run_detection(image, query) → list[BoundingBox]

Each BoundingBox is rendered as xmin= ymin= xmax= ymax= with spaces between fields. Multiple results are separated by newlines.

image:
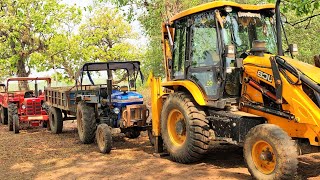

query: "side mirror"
xmin=225 ymin=45 xmax=235 ymax=59
xmin=289 ymin=44 xmax=298 ymax=56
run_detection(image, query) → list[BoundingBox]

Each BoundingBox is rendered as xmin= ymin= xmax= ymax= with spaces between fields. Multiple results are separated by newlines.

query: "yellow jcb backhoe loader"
xmin=150 ymin=0 xmax=320 ymax=179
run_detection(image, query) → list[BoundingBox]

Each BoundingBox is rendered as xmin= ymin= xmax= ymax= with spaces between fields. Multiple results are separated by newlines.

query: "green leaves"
xmin=1 ymin=0 xmax=318 ymax=83
xmin=0 ymin=0 xmax=82 ymax=82
xmin=42 ymin=5 xmax=142 ymax=83
xmin=105 ymin=0 xmax=320 ymax=78
xmin=78 ymin=6 xmax=140 ymax=62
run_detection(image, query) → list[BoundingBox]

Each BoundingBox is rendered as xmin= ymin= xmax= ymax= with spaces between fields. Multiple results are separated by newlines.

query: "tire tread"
xmin=161 ymin=92 xmax=210 ymax=163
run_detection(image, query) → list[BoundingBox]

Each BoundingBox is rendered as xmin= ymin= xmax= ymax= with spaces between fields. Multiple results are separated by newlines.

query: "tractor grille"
xmin=26 ymin=100 xmax=42 ymax=115
xmin=122 ymin=104 xmax=147 ymax=128
xmin=130 ymin=108 xmax=143 ymax=121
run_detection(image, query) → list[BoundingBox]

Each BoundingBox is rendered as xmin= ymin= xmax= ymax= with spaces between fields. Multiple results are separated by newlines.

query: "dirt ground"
xmin=0 ymin=122 xmax=320 ymax=180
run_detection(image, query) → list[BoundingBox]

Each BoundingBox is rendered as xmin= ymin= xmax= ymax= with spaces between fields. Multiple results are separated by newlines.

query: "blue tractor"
xmin=45 ymin=61 xmax=149 ymax=153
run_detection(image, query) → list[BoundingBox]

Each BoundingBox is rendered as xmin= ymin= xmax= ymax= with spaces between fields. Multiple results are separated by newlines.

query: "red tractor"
xmin=0 ymin=77 xmax=51 ymax=133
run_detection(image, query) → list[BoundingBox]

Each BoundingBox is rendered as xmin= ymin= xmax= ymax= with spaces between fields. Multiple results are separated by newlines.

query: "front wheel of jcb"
xmin=161 ymin=92 xmax=210 ymax=163
xmin=244 ymin=124 xmax=299 ymax=179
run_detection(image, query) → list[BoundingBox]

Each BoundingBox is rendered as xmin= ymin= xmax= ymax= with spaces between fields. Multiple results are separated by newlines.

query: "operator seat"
xmin=203 ymin=50 xmax=220 ymax=66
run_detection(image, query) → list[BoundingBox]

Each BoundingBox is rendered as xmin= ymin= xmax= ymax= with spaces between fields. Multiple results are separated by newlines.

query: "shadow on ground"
xmin=0 ymin=122 xmax=319 ymax=179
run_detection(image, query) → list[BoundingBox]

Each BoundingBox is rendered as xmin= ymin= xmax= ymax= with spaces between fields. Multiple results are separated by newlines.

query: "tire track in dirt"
xmin=0 ymin=121 xmax=319 ymax=179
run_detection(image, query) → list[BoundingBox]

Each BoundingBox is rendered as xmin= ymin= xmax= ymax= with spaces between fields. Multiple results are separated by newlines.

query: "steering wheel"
xmin=24 ymin=91 xmax=33 ymax=98
xmin=112 ymin=85 xmax=120 ymax=90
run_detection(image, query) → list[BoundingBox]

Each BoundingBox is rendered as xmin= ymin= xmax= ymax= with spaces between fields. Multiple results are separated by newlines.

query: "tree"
xmin=32 ymin=33 xmax=83 ymax=84
xmin=37 ymin=6 xmax=143 ymax=83
xmin=107 ymin=0 xmax=320 ymax=77
xmin=79 ymin=7 xmax=140 ymax=62
xmin=0 ymin=0 xmax=81 ymax=89
xmin=106 ymin=0 xmax=214 ymax=77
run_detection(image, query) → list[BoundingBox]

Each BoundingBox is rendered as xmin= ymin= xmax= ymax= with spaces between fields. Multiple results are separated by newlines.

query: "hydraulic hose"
xmin=276 ymin=56 xmax=320 ymax=94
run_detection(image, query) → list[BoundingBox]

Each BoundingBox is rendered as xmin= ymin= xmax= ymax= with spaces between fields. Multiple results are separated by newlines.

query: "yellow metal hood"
xmin=281 ymin=57 xmax=320 ymax=84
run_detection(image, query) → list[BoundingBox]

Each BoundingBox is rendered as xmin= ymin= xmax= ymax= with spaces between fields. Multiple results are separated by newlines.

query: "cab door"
xmin=186 ymin=11 xmax=222 ymax=100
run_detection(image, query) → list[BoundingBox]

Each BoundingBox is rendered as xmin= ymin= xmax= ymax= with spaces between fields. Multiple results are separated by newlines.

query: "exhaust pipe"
xmin=275 ymin=0 xmax=283 ymax=56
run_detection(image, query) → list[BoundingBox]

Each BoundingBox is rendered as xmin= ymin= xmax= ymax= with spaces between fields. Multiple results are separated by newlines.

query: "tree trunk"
xmin=62 ymin=59 xmax=75 ymax=78
xmin=17 ymin=58 xmax=30 ymax=90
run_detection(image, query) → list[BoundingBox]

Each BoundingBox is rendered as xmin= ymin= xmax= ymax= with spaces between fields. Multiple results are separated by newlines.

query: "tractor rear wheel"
xmin=8 ymin=103 xmax=17 ymax=131
xmin=244 ymin=124 xmax=298 ymax=179
xmin=0 ymin=106 xmax=8 ymax=125
xmin=96 ymin=124 xmax=112 ymax=154
xmin=49 ymin=107 xmax=63 ymax=134
xmin=161 ymin=92 xmax=210 ymax=163
xmin=13 ymin=114 xmax=19 ymax=134
xmin=77 ymin=101 xmax=96 ymax=144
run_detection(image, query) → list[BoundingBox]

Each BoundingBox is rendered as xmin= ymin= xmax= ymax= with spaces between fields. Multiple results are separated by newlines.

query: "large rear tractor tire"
xmin=77 ymin=101 xmax=96 ymax=144
xmin=13 ymin=114 xmax=19 ymax=134
xmin=8 ymin=103 xmax=18 ymax=131
xmin=0 ymin=106 xmax=8 ymax=125
xmin=244 ymin=124 xmax=299 ymax=179
xmin=96 ymin=124 xmax=112 ymax=154
xmin=49 ymin=107 xmax=63 ymax=134
xmin=161 ymin=92 xmax=210 ymax=163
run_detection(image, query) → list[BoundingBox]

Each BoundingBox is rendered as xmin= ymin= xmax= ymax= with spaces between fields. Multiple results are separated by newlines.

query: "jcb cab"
xmin=151 ymin=1 xmax=320 ymax=179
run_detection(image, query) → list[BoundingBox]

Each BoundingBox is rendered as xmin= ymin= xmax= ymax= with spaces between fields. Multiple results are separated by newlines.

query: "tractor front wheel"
xmin=244 ymin=124 xmax=298 ymax=179
xmin=49 ymin=107 xmax=63 ymax=134
xmin=77 ymin=101 xmax=96 ymax=144
xmin=8 ymin=103 xmax=17 ymax=131
xmin=96 ymin=124 xmax=112 ymax=154
xmin=13 ymin=114 xmax=19 ymax=134
xmin=161 ymin=92 xmax=210 ymax=163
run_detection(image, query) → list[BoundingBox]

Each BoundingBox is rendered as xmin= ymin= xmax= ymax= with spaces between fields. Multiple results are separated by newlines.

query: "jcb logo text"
xmin=257 ymin=70 xmax=273 ymax=83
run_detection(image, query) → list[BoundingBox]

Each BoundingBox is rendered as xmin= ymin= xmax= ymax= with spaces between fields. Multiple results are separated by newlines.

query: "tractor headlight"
xmin=113 ymin=107 xmax=120 ymax=114
xmin=21 ymin=104 xmax=26 ymax=109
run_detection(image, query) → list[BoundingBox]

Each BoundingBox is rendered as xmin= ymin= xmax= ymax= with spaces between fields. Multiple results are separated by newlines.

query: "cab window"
xmin=172 ymin=20 xmax=187 ymax=79
xmin=189 ymin=11 xmax=220 ymax=97
xmin=190 ymin=12 xmax=219 ymax=67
